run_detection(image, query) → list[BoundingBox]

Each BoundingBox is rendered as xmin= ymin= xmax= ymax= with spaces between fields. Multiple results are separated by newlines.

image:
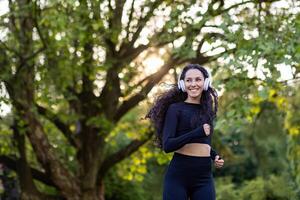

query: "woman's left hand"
xmin=214 ymin=155 xmax=224 ymax=168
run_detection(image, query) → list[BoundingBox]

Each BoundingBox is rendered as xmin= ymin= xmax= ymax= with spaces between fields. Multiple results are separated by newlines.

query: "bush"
xmin=216 ymin=174 xmax=297 ymax=200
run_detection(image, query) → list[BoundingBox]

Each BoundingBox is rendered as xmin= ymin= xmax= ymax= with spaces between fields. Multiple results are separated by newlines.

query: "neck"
xmin=185 ymin=96 xmax=201 ymax=104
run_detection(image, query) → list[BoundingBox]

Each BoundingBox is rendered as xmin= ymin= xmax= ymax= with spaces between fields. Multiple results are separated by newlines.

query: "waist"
xmin=169 ymin=152 xmax=212 ymax=173
xmin=175 ymin=143 xmax=211 ymax=157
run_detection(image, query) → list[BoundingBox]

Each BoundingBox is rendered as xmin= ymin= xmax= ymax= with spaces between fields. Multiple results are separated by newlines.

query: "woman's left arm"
xmin=210 ymin=148 xmax=224 ymax=168
xmin=210 ymin=148 xmax=218 ymax=160
xmin=204 ymin=117 xmax=224 ymax=168
xmin=214 ymin=155 xmax=224 ymax=168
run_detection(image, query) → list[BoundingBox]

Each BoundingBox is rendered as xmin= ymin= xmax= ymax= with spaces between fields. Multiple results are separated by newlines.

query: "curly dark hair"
xmin=145 ymin=64 xmax=218 ymax=149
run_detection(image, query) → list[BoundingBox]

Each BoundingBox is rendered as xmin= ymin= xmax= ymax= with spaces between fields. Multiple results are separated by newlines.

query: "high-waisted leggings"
xmin=163 ymin=152 xmax=215 ymax=200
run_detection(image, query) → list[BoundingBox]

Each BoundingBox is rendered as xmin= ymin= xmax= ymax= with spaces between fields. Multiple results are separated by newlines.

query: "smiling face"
xmin=184 ymin=69 xmax=205 ymax=101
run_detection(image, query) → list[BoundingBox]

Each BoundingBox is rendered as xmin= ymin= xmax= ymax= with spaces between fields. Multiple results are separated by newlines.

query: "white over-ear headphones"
xmin=177 ymin=67 xmax=211 ymax=92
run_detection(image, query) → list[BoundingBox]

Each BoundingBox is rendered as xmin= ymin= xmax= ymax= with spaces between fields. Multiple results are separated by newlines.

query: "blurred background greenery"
xmin=0 ymin=0 xmax=299 ymax=199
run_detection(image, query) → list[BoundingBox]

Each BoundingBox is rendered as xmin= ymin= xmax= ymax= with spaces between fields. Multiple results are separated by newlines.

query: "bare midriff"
xmin=175 ymin=143 xmax=211 ymax=157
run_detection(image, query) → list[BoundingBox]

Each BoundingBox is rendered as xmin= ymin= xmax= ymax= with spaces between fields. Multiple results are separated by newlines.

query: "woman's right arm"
xmin=162 ymin=105 xmax=208 ymax=153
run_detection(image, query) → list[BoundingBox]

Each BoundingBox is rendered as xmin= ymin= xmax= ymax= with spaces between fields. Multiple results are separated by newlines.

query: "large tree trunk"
xmin=13 ymin=121 xmax=41 ymax=200
xmin=80 ymin=179 xmax=105 ymax=200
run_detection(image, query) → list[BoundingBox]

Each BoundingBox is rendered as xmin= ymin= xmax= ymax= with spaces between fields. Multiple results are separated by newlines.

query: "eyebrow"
xmin=185 ymin=76 xmax=203 ymax=79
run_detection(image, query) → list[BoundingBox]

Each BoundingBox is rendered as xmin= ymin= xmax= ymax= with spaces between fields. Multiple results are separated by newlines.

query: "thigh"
xmin=163 ymin=165 xmax=188 ymax=200
xmin=163 ymin=177 xmax=188 ymax=200
xmin=190 ymin=178 xmax=215 ymax=200
xmin=163 ymin=155 xmax=191 ymax=200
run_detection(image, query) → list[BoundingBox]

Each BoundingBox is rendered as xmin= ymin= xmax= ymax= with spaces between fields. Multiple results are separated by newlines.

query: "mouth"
xmin=189 ymin=88 xmax=200 ymax=91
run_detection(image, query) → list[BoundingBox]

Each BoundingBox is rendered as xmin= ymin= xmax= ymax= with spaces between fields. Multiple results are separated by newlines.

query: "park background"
xmin=0 ymin=0 xmax=299 ymax=199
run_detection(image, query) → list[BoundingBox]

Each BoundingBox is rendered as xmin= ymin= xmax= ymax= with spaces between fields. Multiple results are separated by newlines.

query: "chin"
xmin=188 ymin=93 xmax=201 ymax=98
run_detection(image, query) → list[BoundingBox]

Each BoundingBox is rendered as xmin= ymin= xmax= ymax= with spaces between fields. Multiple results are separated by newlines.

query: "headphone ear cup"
xmin=179 ymin=80 xmax=186 ymax=92
xmin=177 ymin=72 xmax=183 ymax=91
xmin=177 ymin=81 xmax=181 ymax=90
xmin=204 ymin=78 xmax=211 ymax=91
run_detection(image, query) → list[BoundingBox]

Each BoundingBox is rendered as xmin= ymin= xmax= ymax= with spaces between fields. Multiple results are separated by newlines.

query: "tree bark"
xmin=12 ymin=121 xmax=42 ymax=199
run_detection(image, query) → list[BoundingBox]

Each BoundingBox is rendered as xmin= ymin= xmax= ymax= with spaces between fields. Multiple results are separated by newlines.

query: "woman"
xmin=146 ymin=64 xmax=224 ymax=200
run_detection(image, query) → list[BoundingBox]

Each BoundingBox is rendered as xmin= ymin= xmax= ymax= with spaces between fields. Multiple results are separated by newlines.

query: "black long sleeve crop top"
xmin=162 ymin=101 xmax=218 ymax=159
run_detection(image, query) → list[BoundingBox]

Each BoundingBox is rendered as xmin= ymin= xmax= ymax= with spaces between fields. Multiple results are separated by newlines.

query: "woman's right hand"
xmin=203 ymin=123 xmax=211 ymax=136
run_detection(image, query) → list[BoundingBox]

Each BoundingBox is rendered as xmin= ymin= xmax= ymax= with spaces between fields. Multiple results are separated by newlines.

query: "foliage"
xmin=0 ymin=0 xmax=299 ymax=199
xmin=105 ymin=158 xmax=165 ymax=200
xmin=216 ymin=174 xmax=297 ymax=200
xmin=104 ymin=169 xmax=146 ymax=200
xmin=0 ymin=165 xmax=20 ymax=199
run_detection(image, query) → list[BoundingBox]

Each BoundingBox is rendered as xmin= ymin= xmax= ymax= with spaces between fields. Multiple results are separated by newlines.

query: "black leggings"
xmin=163 ymin=152 xmax=215 ymax=200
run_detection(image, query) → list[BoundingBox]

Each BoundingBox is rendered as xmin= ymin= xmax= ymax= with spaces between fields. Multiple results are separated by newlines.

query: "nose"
xmin=191 ymin=80 xmax=197 ymax=86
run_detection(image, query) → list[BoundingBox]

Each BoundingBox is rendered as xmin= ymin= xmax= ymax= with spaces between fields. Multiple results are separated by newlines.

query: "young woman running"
xmin=146 ymin=64 xmax=224 ymax=200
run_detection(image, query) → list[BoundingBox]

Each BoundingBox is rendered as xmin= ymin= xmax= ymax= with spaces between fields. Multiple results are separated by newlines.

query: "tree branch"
xmin=124 ymin=0 xmax=136 ymax=41
xmin=0 ymin=47 xmax=12 ymax=78
xmin=0 ymin=155 xmax=55 ymax=187
xmin=0 ymin=40 xmax=21 ymax=57
xmin=115 ymin=0 xmax=126 ymax=25
xmin=121 ymin=44 xmax=149 ymax=63
xmin=8 ymin=0 xmax=19 ymax=37
xmin=196 ymin=32 xmax=226 ymax=57
xmin=97 ymin=128 xmax=154 ymax=179
xmin=98 ymin=66 xmax=122 ymax=119
xmin=36 ymin=104 xmax=79 ymax=148
xmin=12 ymin=120 xmax=41 ymax=196
xmin=129 ymin=0 xmax=164 ymax=47
xmin=187 ymin=47 xmax=236 ymax=64
xmin=106 ymin=0 xmax=126 ymax=48
xmin=23 ymin=47 xmax=46 ymax=62
xmin=33 ymin=1 xmax=48 ymax=50
xmin=119 ymin=0 xmax=164 ymax=56
xmin=113 ymin=58 xmax=179 ymax=122
xmin=212 ymin=0 xmax=255 ymax=16
xmin=210 ymin=0 xmax=280 ymax=17
xmin=23 ymin=110 xmax=81 ymax=198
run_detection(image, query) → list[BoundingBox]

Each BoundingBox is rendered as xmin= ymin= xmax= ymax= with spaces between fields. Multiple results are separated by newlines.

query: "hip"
xmin=165 ymin=152 xmax=212 ymax=181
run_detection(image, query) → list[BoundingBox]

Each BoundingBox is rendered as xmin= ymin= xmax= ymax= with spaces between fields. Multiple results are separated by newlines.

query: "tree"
xmin=0 ymin=0 xmax=298 ymax=199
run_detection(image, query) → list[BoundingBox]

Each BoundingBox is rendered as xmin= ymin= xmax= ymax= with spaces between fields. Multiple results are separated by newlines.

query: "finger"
xmin=216 ymin=161 xmax=224 ymax=166
xmin=214 ymin=155 xmax=219 ymax=161
xmin=217 ymin=162 xmax=224 ymax=167
xmin=215 ymin=160 xmax=224 ymax=167
xmin=204 ymin=128 xmax=210 ymax=136
xmin=203 ymin=124 xmax=210 ymax=128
